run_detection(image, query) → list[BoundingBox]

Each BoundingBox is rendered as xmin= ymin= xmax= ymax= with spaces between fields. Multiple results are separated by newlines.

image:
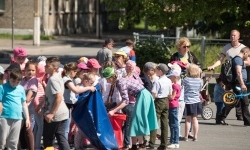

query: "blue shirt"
xmin=213 ymin=83 xmax=225 ymax=103
xmin=0 ymin=81 xmax=26 ymax=120
xmin=232 ymin=56 xmax=247 ymax=83
xmin=183 ymin=77 xmax=202 ymax=104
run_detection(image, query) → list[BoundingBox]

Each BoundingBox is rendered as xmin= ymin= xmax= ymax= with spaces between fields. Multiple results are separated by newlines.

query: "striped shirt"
xmin=183 ymin=77 xmax=202 ymax=104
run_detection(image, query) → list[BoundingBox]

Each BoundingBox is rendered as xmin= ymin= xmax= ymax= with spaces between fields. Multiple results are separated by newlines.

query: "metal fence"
xmin=133 ymin=32 xmax=235 ymax=68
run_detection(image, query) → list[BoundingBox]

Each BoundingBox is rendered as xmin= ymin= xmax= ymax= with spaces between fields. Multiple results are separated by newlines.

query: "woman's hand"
xmin=108 ymin=110 xmax=115 ymax=116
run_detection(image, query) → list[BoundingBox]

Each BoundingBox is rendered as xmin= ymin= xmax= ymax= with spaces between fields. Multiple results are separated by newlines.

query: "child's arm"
xmin=168 ymin=89 xmax=177 ymax=100
xmin=0 ymin=102 xmax=2 ymax=115
xmin=26 ymin=90 xmax=36 ymax=104
xmin=44 ymin=93 xmax=62 ymax=123
xmin=67 ymin=82 xmax=95 ymax=94
xmin=22 ymin=101 xmax=30 ymax=129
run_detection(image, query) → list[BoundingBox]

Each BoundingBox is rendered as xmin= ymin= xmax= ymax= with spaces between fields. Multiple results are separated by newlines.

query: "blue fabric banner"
xmin=72 ymin=85 xmax=118 ymax=150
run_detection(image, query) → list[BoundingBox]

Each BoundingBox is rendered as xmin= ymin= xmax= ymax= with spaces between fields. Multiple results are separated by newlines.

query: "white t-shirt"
xmin=152 ymin=75 xmax=172 ymax=98
xmin=222 ymin=43 xmax=246 ymax=61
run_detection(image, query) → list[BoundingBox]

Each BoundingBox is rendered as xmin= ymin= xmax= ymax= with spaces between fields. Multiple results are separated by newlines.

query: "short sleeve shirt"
xmin=0 ymin=82 xmax=26 ymax=119
xmin=232 ymin=56 xmax=247 ymax=83
xmin=44 ymin=73 xmax=69 ymax=122
xmin=20 ymin=77 xmax=38 ymax=114
xmin=222 ymin=43 xmax=246 ymax=61
xmin=152 ymin=75 xmax=172 ymax=98
xmin=169 ymin=83 xmax=181 ymax=108
xmin=63 ymin=76 xmax=77 ymax=104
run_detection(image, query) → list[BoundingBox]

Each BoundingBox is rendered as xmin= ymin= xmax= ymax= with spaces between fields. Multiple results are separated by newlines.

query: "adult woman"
xmin=102 ymin=67 xmax=158 ymax=150
xmin=169 ymin=37 xmax=200 ymax=139
xmin=113 ymin=50 xmax=128 ymax=78
xmin=169 ymin=37 xmax=200 ymax=69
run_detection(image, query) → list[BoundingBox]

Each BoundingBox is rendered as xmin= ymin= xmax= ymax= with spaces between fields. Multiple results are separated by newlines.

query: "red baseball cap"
xmin=87 ymin=58 xmax=101 ymax=69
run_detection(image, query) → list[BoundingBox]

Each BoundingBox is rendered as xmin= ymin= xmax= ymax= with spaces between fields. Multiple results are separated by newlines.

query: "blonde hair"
xmin=231 ymin=29 xmax=240 ymax=36
xmin=186 ymin=64 xmax=200 ymax=78
xmin=82 ymin=72 xmax=95 ymax=81
xmin=177 ymin=37 xmax=191 ymax=48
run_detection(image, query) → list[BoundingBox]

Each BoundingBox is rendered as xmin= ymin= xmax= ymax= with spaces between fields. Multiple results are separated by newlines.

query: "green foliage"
xmin=135 ymin=38 xmax=171 ymax=69
xmin=136 ymin=39 xmax=223 ymax=73
xmin=0 ymin=34 xmax=54 ymax=40
xmin=102 ymin=0 xmax=250 ymax=37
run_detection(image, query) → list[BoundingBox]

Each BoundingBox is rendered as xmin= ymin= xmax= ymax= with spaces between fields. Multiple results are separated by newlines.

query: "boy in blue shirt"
xmin=0 ymin=69 xmax=30 ymax=149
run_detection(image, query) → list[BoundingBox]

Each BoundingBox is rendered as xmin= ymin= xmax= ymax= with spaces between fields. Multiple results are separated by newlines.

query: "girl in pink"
xmin=167 ymin=69 xmax=181 ymax=149
xmin=20 ymin=61 xmax=38 ymax=150
xmin=3 ymin=47 xmax=29 ymax=83
xmin=33 ymin=56 xmax=47 ymax=149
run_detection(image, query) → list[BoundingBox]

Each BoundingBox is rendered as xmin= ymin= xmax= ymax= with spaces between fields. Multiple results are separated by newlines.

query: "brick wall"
xmin=0 ymin=0 xmax=34 ymax=29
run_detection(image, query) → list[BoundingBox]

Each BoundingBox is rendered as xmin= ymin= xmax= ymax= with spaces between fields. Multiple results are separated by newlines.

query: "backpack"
xmin=219 ymin=59 xmax=233 ymax=89
xmin=219 ymin=56 xmax=241 ymax=89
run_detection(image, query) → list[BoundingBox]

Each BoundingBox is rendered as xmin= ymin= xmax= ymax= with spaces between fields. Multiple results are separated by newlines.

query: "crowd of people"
xmin=0 ymin=29 xmax=249 ymax=150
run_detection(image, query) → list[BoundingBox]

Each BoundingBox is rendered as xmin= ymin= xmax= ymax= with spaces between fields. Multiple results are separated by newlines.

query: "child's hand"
xmin=108 ymin=110 xmax=115 ymax=116
xmin=89 ymin=86 xmax=96 ymax=92
xmin=25 ymin=119 xmax=31 ymax=129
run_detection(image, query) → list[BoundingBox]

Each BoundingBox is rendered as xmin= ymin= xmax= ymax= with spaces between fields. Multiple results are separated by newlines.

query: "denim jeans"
xmin=215 ymin=102 xmax=224 ymax=121
xmin=169 ymin=107 xmax=179 ymax=144
xmin=43 ymin=119 xmax=70 ymax=150
xmin=33 ymin=111 xmax=44 ymax=149
xmin=122 ymin=103 xmax=135 ymax=146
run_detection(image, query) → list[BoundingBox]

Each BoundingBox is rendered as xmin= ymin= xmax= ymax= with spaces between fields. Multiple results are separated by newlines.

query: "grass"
xmin=133 ymin=19 xmax=158 ymax=31
xmin=0 ymin=34 xmax=54 ymax=40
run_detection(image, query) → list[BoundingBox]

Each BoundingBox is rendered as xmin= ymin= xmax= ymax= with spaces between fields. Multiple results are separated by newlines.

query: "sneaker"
xmin=193 ymin=138 xmax=198 ymax=142
xmin=167 ymin=144 xmax=179 ymax=149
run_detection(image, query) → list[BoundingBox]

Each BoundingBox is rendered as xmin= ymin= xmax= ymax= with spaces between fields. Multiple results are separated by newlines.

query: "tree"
xmin=102 ymin=0 xmax=250 ymax=44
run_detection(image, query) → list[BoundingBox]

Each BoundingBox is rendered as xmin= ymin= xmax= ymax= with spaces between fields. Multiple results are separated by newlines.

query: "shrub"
xmin=135 ymin=38 xmax=172 ymax=69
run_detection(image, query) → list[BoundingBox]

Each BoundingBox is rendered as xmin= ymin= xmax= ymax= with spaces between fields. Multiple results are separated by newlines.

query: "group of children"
xmin=0 ymin=46 xmax=205 ymax=150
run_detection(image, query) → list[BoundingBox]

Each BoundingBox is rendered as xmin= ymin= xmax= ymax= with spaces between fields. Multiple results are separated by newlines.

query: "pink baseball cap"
xmin=87 ymin=58 xmax=101 ymax=69
xmin=13 ymin=47 xmax=27 ymax=57
xmin=78 ymin=62 xmax=90 ymax=70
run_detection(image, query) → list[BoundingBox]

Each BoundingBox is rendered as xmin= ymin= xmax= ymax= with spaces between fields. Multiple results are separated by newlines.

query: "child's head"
xmin=36 ymin=56 xmax=47 ymax=78
xmin=143 ymin=62 xmax=157 ymax=76
xmin=82 ymin=73 xmax=96 ymax=87
xmin=77 ymin=62 xmax=90 ymax=79
xmin=9 ymin=69 xmax=22 ymax=88
xmin=155 ymin=63 xmax=169 ymax=76
xmin=167 ymin=69 xmax=181 ymax=83
xmin=45 ymin=57 xmax=61 ymax=75
xmin=62 ymin=62 xmax=78 ymax=78
xmin=0 ymin=66 xmax=4 ymax=83
xmin=86 ymin=58 xmax=101 ymax=74
xmin=24 ymin=61 xmax=37 ymax=78
xmin=186 ymin=64 xmax=201 ymax=78
xmin=102 ymin=67 xmax=118 ymax=84
xmin=78 ymin=57 xmax=88 ymax=64
xmin=13 ymin=47 xmax=27 ymax=64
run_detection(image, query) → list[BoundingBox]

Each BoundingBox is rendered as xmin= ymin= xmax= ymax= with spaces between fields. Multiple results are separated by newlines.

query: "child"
xmin=214 ymin=77 xmax=225 ymax=124
xmin=62 ymin=62 xmax=96 ymax=140
xmin=33 ymin=56 xmax=47 ymax=149
xmin=0 ymin=66 xmax=4 ymax=84
xmin=20 ymin=61 xmax=38 ymax=150
xmin=74 ymin=73 xmax=96 ymax=149
xmin=183 ymin=64 xmax=202 ymax=142
xmin=3 ymin=47 xmax=28 ymax=83
xmin=167 ymin=69 xmax=181 ymax=149
xmin=149 ymin=63 xmax=172 ymax=149
xmin=86 ymin=58 xmax=101 ymax=85
xmin=102 ymin=66 xmax=158 ymax=150
xmin=0 ymin=70 xmax=30 ymax=149
xmin=43 ymin=57 xmax=70 ymax=150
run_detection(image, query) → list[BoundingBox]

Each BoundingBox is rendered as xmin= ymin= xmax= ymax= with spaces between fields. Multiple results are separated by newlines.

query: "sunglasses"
xmin=182 ymin=45 xmax=191 ymax=48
